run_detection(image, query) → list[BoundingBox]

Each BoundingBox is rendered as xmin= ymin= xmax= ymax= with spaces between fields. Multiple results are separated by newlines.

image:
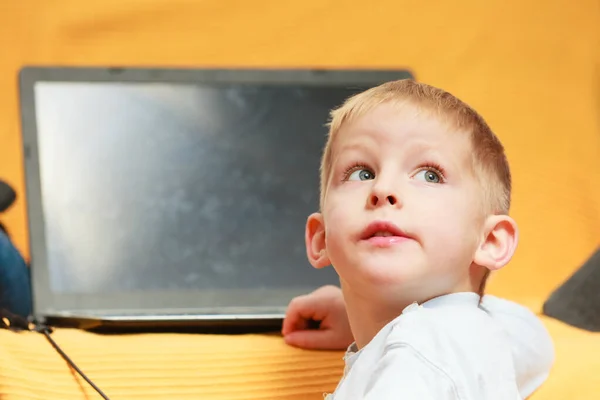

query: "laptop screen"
xmin=21 ymin=68 xmax=413 ymax=315
xmin=33 ymin=82 xmax=357 ymax=295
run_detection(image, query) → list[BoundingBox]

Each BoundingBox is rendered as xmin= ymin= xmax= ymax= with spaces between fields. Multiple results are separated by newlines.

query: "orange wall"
xmin=1 ymin=0 xmax=599 ymax=308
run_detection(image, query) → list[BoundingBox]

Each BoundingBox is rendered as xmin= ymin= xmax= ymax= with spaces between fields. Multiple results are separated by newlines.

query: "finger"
xmin=283 ymin=329 xmax=345 ymax=351
xmin=281 ymin=296 xmax=304 ymax=335
xmin=281 ymin=295 xmax=320 ymax=335
xmin=281 ymin=315 xmax=310 ymax=336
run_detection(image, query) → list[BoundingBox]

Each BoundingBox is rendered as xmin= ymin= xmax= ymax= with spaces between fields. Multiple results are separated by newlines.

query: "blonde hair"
xmin=319 ymin=79 xmax=511 ymax=216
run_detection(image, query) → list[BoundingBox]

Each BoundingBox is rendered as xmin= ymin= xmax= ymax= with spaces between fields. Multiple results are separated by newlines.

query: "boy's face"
xmin=310 ymin=103 xmax=488 ymax=302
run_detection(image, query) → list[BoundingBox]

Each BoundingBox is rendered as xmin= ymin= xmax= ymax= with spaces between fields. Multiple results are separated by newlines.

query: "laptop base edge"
xmin=42 ymin=314 xmax=285 ymax=335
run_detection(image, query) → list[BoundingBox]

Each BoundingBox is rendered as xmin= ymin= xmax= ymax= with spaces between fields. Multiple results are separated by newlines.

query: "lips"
xmin=360 ymin=221 xmax=410 ymax=240
xmin=359 ymin=221 xmax=413 ymax=247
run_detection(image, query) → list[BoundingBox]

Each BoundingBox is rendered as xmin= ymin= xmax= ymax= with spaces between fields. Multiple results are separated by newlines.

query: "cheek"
xmin=416 ymin=194 xmax=481 ymax=247
xmin=330 ymin=181 xmax=370 ymax=205
xmin=322 ymin=195 xmax=360 ymax=264
xmin=421 ymin=214 xmax=479 ymax=270
xmin=323 ymin=206 xmax=350 ymax=250
xmin=323 ymin=223 xmax=348 ymax=270
xmin=322 ymin=185 xmax=368 ymax=224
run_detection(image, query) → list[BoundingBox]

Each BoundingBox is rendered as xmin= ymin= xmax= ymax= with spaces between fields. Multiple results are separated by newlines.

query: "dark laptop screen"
xmin=33 ymin=82 xmax=368 ymax=295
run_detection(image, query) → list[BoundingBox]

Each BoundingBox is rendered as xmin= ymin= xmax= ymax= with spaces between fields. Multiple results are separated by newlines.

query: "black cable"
xmin=0 ymin=310 xmax=111 ymax=399
xmin=40 ymin=327 xmax=111 ymax=400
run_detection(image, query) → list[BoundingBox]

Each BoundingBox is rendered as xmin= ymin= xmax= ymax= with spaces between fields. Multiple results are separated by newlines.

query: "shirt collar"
xmin=421 ymin=292 xmax=481 ymax=309
xmin=343 ymin=292 xmax=481 ymax=363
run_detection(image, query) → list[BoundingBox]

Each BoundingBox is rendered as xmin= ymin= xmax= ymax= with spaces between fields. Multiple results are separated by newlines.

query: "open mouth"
xmin=369 ymin=231 xmax=397 ymax=237
xmin=360 ymin=221 xmax=413 ymax=246
xmin=361 ymin=221 xmax=409 ymax=240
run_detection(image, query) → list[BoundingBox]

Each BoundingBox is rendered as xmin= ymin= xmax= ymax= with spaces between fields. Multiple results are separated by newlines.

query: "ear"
xmin=473 ymin=215 xmax=519 ymax=271
xmin=305 ymin=212 xmax=330 ymax=269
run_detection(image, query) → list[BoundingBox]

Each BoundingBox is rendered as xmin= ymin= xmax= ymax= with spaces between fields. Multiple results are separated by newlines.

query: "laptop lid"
xmin=18 ymin=67 xmax=414 ymax=321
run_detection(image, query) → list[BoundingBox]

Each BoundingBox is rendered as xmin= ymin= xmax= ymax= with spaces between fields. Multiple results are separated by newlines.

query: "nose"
xmin=368 ymin=192 xmax=398 ymax=207
xmin=367 ymin=179 xmax=401 ymax=209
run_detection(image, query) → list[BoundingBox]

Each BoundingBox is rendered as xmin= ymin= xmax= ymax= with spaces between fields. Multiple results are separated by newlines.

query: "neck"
xmin=341 ymin=274 xmax=479 ymax=350
xmin=341 ymin=280 xmax=413 ymax=350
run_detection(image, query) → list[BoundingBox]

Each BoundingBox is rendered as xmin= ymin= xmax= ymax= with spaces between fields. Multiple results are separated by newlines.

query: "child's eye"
xmin=414 ymin=169 xmax=442 ymax=183
xmin=348 ymin=168 xmax=375 ymax=181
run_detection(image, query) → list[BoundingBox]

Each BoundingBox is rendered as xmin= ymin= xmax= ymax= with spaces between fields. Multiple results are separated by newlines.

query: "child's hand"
xmin=281 ymin=285 xmax=353 ymax=350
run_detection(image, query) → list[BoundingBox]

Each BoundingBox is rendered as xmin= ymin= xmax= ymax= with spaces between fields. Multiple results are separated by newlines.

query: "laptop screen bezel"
xmin=18 ymin=66 xmax=414 ymax=318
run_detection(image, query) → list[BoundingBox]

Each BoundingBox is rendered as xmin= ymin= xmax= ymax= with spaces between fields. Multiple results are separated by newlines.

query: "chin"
xmin=355 ymin=259 xmax=426 ymax=287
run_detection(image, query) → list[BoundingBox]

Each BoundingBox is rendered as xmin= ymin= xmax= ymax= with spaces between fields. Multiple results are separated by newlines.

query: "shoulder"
xmin=480 ymin=295 xmax=555 ymax=398
xmin=479 ymin=295 xmax=554 ymax=364
xmin=480 ymin=294 xmax=552 ymax=341
xmin=373 ymin=304 xmax=519 ymax=399
xmin=383 ymin=303 xmax=514 ymax=373
xmin=387 ymin=301 xmax=498 ymax=343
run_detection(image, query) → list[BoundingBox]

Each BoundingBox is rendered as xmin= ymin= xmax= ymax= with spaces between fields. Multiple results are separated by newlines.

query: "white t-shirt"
xmin=479 ymin=295 xmax=554 ymax=397
xmin=326 ymin=292 xmax=549 ymax=400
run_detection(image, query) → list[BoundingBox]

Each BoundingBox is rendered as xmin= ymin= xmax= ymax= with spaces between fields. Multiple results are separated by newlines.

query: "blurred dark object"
xmin=0 ymin=180 xmax=16 ymax=213
xmin=543 ymin=247 xmax=600 ymax=332
xmin=0 ymin=307 xmax=32 ymax=331
xmin=0 ymin=180 xmax=16 ymax=236
xmin=0 ymin=227 xmax=32 ymax=317
xmin=0 ymin=179 xmax=32 ymax=317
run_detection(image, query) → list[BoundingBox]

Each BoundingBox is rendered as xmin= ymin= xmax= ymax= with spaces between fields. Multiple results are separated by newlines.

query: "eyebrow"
xmin=335 ymin=139 xmax=379 ymax=156
xmin=330 ymin=142 xmax=374 ymax=169
xmin=337 ymin=138 xmax=438 ymax=161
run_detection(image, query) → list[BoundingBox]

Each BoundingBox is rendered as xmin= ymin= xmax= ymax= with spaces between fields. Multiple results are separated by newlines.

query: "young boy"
xmin=304 ymin=80 xmax=523 ymax=399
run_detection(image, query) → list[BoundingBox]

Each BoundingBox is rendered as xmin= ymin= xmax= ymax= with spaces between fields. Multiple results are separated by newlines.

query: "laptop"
xmin=18 ymin=66 xmax=414 ymax=331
